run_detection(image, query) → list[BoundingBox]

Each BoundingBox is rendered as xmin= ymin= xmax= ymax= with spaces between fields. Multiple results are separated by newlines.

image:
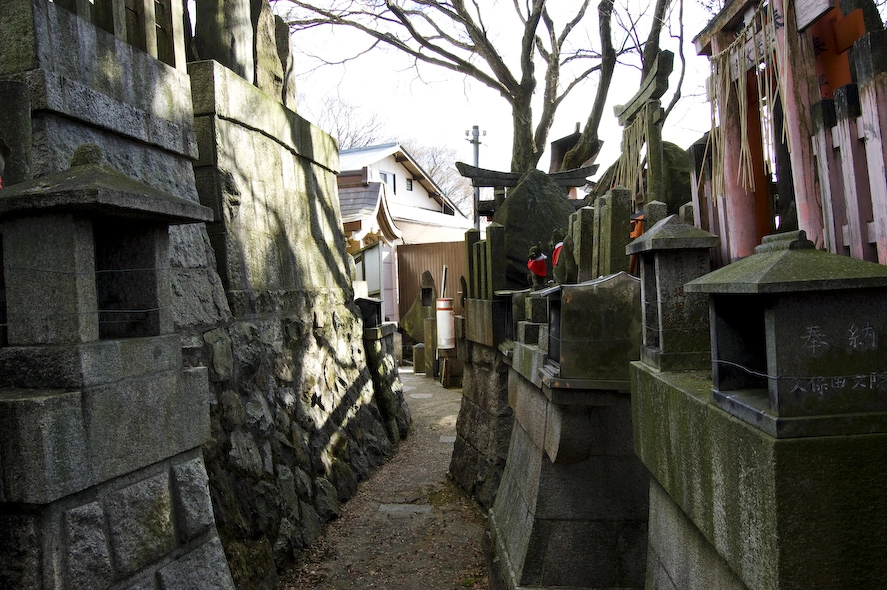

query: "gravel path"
xmin=278 ymin=367 xmax=489 ymax=590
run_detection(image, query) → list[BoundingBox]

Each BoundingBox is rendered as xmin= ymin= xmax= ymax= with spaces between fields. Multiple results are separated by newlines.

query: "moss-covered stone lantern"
xmin=627 ymin=214 xmax=719 ymax=371
xmin=685 ymin=230 xmax=887 ymax=437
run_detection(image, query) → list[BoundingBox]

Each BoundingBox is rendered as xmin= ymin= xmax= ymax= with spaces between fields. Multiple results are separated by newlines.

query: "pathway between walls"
xmin=279 ymin=368 xmax=489 ymax=590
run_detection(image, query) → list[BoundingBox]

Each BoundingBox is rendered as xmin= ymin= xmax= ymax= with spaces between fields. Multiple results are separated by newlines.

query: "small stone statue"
xmin=527 ymin=244 xmax=548 ymax=290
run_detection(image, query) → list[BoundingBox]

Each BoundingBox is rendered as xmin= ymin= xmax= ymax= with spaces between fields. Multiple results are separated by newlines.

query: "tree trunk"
xmin=510 ymin=91 xmax=541 ymax=173
xmin=561 ymin=0 xmax=616 ymax=171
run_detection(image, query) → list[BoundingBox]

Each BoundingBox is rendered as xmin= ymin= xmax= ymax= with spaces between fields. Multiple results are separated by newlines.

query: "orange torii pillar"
xmin=712 ymin=34 xmax=772 ymax=261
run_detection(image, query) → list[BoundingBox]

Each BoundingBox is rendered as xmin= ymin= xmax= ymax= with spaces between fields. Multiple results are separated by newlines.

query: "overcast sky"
xmin=286 ymin=2 xmax=716 ymax=179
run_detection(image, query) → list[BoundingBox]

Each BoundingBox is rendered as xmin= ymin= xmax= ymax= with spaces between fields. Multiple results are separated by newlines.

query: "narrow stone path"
xmin=279 ymin=367 xmax=489 ymax=590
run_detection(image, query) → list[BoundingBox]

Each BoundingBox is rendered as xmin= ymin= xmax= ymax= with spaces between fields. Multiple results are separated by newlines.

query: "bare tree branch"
xmin=279 ymin=0 xmax=685 ymax=173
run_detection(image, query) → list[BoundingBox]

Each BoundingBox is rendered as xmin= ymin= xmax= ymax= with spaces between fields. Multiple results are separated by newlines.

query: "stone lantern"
xmin=685 ymin=230 xmax=887 ymax=437
xmin=627 ymin=214 xmax=719 ymax=371
xmin=0 ymin=146 xmax=232 ymax=589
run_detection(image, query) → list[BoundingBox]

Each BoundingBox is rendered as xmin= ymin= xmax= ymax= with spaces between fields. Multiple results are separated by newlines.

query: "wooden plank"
xmin=773 ymin=0 xmax=826 ymax=249
xmin=855 ymin=30 xmax=887 ymax=263
xmin=694 ymin=0 xmax=760 ymax=55
xmin=796 ymin=0 xmax=835 ymax=31
xmin=614 ymin=51 xmax=674 ymax=125
xmin=811 ymin=100 xmax=847 ymax=254
xmin=858 ymin=79 xmax=887 ymax=263
xmin=397 ymin=241 xmax=468 ymax=318
xmin=833 ymin=84 xmax=877 ymax=261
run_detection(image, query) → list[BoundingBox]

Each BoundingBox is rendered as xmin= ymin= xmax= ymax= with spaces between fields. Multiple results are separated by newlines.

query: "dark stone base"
xmin=486 ymin=422 xmax=647 ymax=589
xmin=449 ymin=343 xmax=512 ymax=510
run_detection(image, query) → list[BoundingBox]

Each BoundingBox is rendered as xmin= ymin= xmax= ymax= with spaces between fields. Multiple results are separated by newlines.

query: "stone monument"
xmin=633 ymin=230 xmax=887 ymax=589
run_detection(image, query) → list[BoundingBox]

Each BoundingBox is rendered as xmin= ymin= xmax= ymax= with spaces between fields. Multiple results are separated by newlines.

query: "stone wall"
xmin=0 ymin=2 xmax=409 ymax=588
xmin=449 ymin=342 xmax=512 ymax=510
xmin=185 ymin=60 xmax=409 ymax=588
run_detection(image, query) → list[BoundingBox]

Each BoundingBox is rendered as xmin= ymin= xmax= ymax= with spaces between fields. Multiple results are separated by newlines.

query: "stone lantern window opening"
xmin=710 ymin=294 xmax=768 ymax=394
xmin=93 ymin=218 xmax=162 ymax=340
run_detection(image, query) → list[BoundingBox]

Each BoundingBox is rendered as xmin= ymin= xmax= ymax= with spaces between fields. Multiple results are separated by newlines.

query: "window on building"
xmin=380 ymin=171 xmax=396 ymax=194
xmin=406 ymin=178 xmax=413 ymax=191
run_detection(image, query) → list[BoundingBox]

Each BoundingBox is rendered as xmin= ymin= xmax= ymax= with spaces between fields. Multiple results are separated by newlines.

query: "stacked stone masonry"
xmin=0 ymin=0 xmax=409 ymax=588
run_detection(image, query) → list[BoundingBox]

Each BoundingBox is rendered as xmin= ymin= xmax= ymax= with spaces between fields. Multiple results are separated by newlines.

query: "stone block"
xmin=252 ymin=0 xmax=284 ymax=101
xmin=510 ymin=341 xmax=546 ymax=387
xmin=465 ymin=298 xmax=508 ymax=346
xmin=465 ymin=228 xmax=481 ymax=299
xmin=510 ymin=371 xmax=548 ymax=451
xmin=84 ymin=367 xmax=210 ymax=482
xmin=0 ymin=513 xmax=41 ymax=590
xmin=3 ymin=213 xmax=98 ymax=345
xmin=516 ymin=321 xmax=541 ymax=346
xmin=274 ymin=15 xmax=298 ymax=109
xmin=204 ymin=328 xmax=233 ymax=382
xmin=575 ymin=206 xmax=596 ymax=282
xmin=64 ymin=502 xmax=113 ymax=589
xmin=449 ymin=434 xmax=481 ymax=497
xmin=525 ymin=296 xmax=547 ymax=324
xmin=631 ymin=363 xmax=887 ymax=589
xmin=679 ymin=201 xmax=695 ymax=224
xmin=644 ymin=199 xmax=668 ymax=228
xmin=646 ymin=479 xmax=746 ymax=590
xmin=106 ymin=472 xmax=176 ymax=576
xmin=543 ymin=404 xmax=595 ymax=463
xmin=486 ymin=223 xmax=507 ymax=294
xmin=0 ymin=388 xmax=90 ymax=503
xmin=157 ymin=535 xmax=235 ymax=590
xmin=554 ymin=273 xmax=641 ymax=382
xmin=187 ymin=60 xmax=337 ymax=170
xmin=535 ymin=455 xmax=649 ymax=521
xmin=172 ymin=457 xmax=216 ymax=542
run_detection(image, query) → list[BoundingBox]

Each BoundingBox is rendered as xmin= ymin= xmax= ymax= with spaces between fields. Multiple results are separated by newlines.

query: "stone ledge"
xmin=0 ymin=335 xmax=183 ymax=390
xmin=465 ymin=298 xmax=508 ymax=347
xmin=16 ymin=68 xmax=196 ymax=158
xmin=363 ymin=322 xmax=397 ymax=340
xmin=0 ymin=366 xmax=210 ymax=503
xmin=189 ymin=60 xmax=337 ymax=172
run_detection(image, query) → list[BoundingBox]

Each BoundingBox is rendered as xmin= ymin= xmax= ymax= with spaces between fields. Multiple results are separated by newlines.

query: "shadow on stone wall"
xmin=183 ymin=61 xmax=410 ymax=588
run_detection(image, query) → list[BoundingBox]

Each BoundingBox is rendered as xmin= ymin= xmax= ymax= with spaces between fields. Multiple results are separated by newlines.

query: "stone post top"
xmin=536 ymin=270 xmax=641 ymax=298
xmin=626 ymin=214 xmax=719 ymax=254
xmin=0 ymin=145 xmax=213 ymax=225
xmin=685 ymin=230 xmax=887 ymax=294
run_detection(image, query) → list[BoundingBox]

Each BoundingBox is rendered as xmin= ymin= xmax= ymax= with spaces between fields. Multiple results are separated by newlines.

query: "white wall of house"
xmin=353 ymin=242 xmax=400 ymax=324
xmin=381 ymin=243 xmax=398 ymax=322
xmin=366 ymin=155 xmax=441 ymax=212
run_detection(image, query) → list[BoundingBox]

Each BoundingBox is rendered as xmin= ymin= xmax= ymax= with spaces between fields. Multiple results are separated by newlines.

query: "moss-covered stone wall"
xmin=632 ymin=363 xmax=887 ymax=589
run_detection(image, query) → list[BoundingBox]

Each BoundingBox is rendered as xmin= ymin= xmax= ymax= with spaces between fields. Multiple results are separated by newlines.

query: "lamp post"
xmin=465 ymin=125 xmax=485 ymax=230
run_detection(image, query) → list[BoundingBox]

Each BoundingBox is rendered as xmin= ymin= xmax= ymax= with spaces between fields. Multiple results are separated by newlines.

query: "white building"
xmin=337 ymin=143 xmax=472 ymax=323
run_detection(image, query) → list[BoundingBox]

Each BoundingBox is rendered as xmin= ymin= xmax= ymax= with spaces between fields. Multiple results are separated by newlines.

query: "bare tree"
xmin=278 ymin=0 xmax=680 ymax=174
xmin=300 ymin=95 xmax=395 ymax=149
xmin=401 ymin=139 xmax=474 ymax=213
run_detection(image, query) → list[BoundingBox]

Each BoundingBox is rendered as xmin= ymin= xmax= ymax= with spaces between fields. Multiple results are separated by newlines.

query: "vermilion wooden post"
xmin=712 ymin=33 xmax=761 ymax=260
xmin=772 ymin=0 xmax=826 ymax=249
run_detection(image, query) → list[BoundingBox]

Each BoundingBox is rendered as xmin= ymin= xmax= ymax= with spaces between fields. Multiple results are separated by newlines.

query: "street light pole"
xmin=465 ymin=125 xmax=484 ymax=230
